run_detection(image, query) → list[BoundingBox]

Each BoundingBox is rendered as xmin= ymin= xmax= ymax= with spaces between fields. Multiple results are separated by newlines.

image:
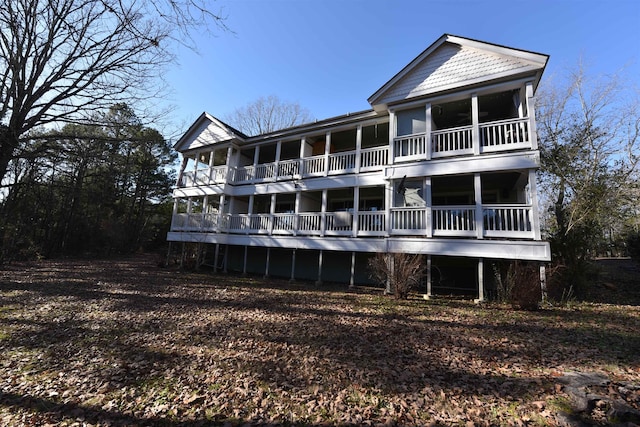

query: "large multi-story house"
xmin=167 ymin=34 xmax=551 ymax=300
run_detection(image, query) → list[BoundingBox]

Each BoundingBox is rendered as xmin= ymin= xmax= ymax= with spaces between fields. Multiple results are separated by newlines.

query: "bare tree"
xmin=224 ymin=95 xmax=313 ymax=136
xmin=0 ymin=0 xmax=227 ymax=186
xmin=536 ymin=61 xmax=640 ymax=291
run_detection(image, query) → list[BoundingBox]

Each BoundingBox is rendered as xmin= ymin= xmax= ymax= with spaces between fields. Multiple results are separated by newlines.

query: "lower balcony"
xmin=170 ymin=204 xmax=536 ymax=240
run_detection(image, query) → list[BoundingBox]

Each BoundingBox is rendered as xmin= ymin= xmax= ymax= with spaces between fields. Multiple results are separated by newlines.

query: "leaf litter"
xmin=0 ymin=255 xmax=638 ymax=426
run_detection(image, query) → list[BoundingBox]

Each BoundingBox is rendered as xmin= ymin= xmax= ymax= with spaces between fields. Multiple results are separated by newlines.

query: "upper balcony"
xmin=178 ymin=118 xmax=534 ymax=189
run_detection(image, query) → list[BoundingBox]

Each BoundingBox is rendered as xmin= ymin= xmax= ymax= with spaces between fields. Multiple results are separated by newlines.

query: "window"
xmin=396 ymin=107 xmax=426 ymax=136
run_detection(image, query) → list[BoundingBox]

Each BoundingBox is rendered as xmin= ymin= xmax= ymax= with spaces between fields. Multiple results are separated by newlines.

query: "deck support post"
xmin=242 ymin=245 xmax=248 ymax=276
xmin=264 ymin=247 xmax=271 ymax=279
xmin=349 ymin=251 xmax=356 ymax=288
xmin=424 ymin=255 xmax=432 ymax=299
xmin=213 ymin=243 xmax=220 ymax=272
xmin=315 ymin=250 xmax=323 ymax=286
xmin=290 ymin=249 xmax=296 ymax=282
xmin=540 ymin=264 xmax=547 ymax=303
xmin=475 ymin=257 xmax=485 ymax=303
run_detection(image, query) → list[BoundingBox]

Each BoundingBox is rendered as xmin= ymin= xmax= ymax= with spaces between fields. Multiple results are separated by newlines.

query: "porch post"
xmin=352 ymin=186 xmax=359 ymax=237
xmin=320 ymin=189 xmax=327 ymax=236
xmin=274 ymin=140 xmax=282 ymax=180
xmin=355 ymin=125 xmax=362 ymax=173
xmin=471 ymin=93 xmax=480 ymax=155
xmin=475 ymin=258 xmax=485 ymax=303
xmin=315 ymin=250 xmax=323 ymax=286
xmin=349 ymin=251 xmax=356 ymax=288
xmin=474 ymin=173 xmax=484 ymax=239
xmin=269 ymin=193 xmax=276 ymax=235
xmin=424 ymin=255 xmax=432 ymax=299
xmin=213 ymin=243 xmax=220 ymax=272
xmin=424 ymin=103 xmax=432 ymax=161
xmin=526 ymin=82 xmax=538 ymax=150
xmin=324 ymin=132 xmax=331 ymax=176
xmin=384 ymin=180 xmax=392 ymax=237
xmin=243 ymin=245 xmax=248 ymax=275
xmin=540 ymin=264 xmax=547 ymax=303
xmin=529 ymin=169 xmax=542 ymax=240
xmin=388 ymin=110 xmax=396 ymax=164
xmin=264 ymin=247 xmax=270 ymax=279
xmin=247 ymin=195 xmax=254 ymax=235
xmin=425 ymin=177 xmax=432 ymax=238
xmin=290 ymin=249 xmax=296 ymax=283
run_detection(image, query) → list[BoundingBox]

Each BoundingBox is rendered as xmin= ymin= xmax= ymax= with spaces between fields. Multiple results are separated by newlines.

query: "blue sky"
xmin=164 ymin=0 xmax=640 ymax=137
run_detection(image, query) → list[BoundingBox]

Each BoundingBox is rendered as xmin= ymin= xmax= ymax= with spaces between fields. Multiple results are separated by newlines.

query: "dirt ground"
xmin=0 ymin=255 xmax=638 ymax=426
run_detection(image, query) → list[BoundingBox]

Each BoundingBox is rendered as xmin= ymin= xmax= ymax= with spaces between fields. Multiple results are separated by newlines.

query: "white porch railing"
xmin=301 ymin=155 xmax=325 ymax=177
xmin=297 ymin=213 xmax=322 ymax=235
xmin=390 ymin=207 xmax=427 ymax=235
xmin=483 ymin=205 xmax=533 ymax=238
xmin=431 ymin=125 xmax=473 ymax=158
xmin=432 ymin=206 xmax=476 ymax=237
xmin=178 ymin=118 xmax=535 ymax=188
xmin=480 ymin=117 xmax=530 ymax=153
xmin=328 ymin=151 xmax=357 ymax=174
xmin=325 ymin=212 xmax=353 ymax=236
xmin=357 ymin=211 xmax=386 ymax=235
xmin=171 ymin=204 xmax=535 ymax=239
xmin=393 ymin=133 xmax=426 ymax=162
xmin=360 ymin=146 xmax=388 ymax=171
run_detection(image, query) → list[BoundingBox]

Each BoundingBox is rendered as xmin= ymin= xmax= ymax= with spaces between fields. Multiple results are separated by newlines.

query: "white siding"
xmin=380 ymin=44 xmax=532 ymax=105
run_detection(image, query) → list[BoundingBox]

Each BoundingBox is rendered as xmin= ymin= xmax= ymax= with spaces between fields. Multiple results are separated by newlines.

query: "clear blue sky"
xmin=164 ymin=0 xmax=640 ymax=138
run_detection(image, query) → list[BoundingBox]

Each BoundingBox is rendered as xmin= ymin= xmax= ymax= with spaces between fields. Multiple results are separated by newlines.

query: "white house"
xmin=167 ymin=34 xmax=551 ymax=299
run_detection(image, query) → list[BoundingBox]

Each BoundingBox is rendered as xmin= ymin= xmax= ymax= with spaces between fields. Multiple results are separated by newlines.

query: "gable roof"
xmin=173 ymin=112 xmax=248 ymax=152
xmin=368 ymin=34 xmax=549 ymax=111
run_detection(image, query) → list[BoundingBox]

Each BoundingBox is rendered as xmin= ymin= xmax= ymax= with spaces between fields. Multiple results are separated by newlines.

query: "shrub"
xmin=368 ymin=253 xmax=425 ymax=299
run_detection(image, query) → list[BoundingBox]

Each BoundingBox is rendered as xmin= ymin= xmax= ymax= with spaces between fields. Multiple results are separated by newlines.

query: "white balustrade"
xmin=357 ymin=211 xmax=386 ymax=235
xmin=432 ymin=207 xmax=476 ymax=236
xmin=360 ymin=146 xmax=388 ymax=171
xmin=302 ymin=155 xmax=325 ymax=176
xmin=328 ymin=151 xmax=357 ymax=173
xmin=272 ymin=213 xmax=296 ymax=234
xmin=277 ymin=159 xmax=300 ymax=178
xmin=480 ymin=117 xmax=530 ymax=152
xmin=297 ymin=213 xmax=322 ymax=235
xmin=431 ymin=126 xmax=473 ymax=158
xmin=393 ymin=134 xmax=426 ymax=161
xmin=483 ymin=205 xmax=533 ymax=237
xmin=390 ymin=207 xmax=426 ymax=234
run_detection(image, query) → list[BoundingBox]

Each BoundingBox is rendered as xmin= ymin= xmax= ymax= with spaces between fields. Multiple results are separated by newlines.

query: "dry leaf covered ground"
xmin=0 ymin=255 xmax=639 ymax=426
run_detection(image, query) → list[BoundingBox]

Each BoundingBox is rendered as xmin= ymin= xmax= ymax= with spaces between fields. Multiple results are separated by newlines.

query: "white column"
xmin=294 ymin=191 xmax=301 ymax=236
xmin=471 ymin=94 xmax=480 ymax=155
xmin=425 ymin=255 xmax=432 ymax=299
xmin=299 ymin=137 xmax=306 ymax=177
xmin=320 ymin=189 xmax=328 ymax=236
xmin=274 ymin=141 xmax=282 ymax=180
xmin=474 ymin=173 xmax=483 ymax=239
xmin=385 ymin=180 xmax=392 ymax=236
xmin=269 ymin=193 xmax=277 ymax=235
xmin=425 ymin=103 xmax=432 ymax=161
xmin=529 ymin=169 xmax=542 ymax=240
xmin=355 ymin=125 xmax=362 ymax=172
xmin=324 ymin=132 xmax=331 ymax=176
xmin=425 ymin=177 xmax=432 ymax=238
xmin=475 ymin=258 xmax=485 ymax=303
xmin=526 ymin=82 xmax=538 ymax=150
xmin=352 ymin=186 xmax=359 ymax=237
xmin=252 ymin=146 xmax=260 ymax=182
xmin=388 ymin=110 xmax=396 ymax=164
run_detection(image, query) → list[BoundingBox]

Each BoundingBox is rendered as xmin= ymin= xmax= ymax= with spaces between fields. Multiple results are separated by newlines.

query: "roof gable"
xmin=368 ymin=34 xmax=548 ymax=110
xmin=173 ymin=113 xmax=247 ymax=152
